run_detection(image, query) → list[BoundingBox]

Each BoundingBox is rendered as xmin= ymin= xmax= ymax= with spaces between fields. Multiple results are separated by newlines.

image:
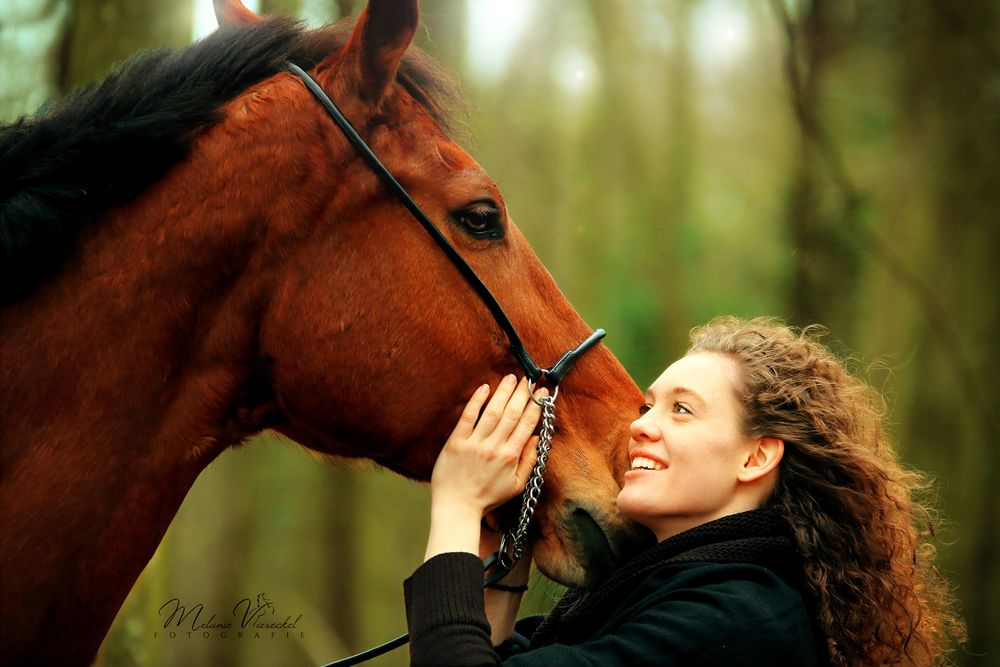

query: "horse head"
xmin=205 ymin=0 xmax=648 ymax=585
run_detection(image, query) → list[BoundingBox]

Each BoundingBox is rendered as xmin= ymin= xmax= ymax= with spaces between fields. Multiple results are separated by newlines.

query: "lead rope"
xmin=321 ymin=388 xmax=558 ymax=667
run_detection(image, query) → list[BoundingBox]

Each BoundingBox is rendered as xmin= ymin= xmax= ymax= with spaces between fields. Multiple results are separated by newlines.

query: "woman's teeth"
xmin=631 ymin=456 xmax=665 ymax=471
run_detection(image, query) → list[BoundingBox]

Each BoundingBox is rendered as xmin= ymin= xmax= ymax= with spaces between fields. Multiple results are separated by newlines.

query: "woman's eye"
xmin=453 ymin=203 xmax=503 ymax=239
xmin=673 ymin=402 xmax=691 ymax=415
xmin=638 ymin=403 xmax=653 ymax=416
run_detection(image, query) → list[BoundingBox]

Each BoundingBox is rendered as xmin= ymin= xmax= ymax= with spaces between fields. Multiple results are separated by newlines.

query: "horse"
xmin=0 ymin=0 xmax=646 ymax=664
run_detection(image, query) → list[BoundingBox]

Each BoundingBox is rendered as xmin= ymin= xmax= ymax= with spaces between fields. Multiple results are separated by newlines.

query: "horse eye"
xmin=453 ymin=203 xmax=503 ymax=239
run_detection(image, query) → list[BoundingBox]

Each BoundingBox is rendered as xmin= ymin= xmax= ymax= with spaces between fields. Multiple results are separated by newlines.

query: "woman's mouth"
xmin=624 ymin=453 xmax=668 ymax=480
xmin=629 ymin=455 xmax=666 ymax=471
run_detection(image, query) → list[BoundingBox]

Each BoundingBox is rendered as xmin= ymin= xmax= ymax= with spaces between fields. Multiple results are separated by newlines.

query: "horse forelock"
xmin=0 ymin=15 xmax=464 ymax=306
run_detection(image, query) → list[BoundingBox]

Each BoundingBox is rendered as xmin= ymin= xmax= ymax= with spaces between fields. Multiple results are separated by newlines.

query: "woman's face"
xmin=616 ymin=351 xmax=758 ymax=541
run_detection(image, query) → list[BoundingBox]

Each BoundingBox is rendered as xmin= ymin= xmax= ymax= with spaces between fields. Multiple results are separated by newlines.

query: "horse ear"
xmin=214 ymin=0 xmax=261 ymax=25
xmin=336 ymin=0 xmax=419 ymax=103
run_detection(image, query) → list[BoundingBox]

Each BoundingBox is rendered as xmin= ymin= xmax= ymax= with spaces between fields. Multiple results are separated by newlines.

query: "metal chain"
xmin=499 ymin=391 xmax=557 ymax=568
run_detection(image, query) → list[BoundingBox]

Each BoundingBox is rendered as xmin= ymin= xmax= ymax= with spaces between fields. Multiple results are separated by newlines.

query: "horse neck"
xmin=0 ymin=98 xmax=331 ymax=663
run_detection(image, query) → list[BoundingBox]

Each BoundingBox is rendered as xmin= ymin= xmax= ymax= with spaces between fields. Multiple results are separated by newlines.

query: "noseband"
xmin=284 ymin=62 xmax=606 ymax=666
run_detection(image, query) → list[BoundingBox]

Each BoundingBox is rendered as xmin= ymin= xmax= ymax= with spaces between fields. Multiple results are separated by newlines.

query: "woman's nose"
xmin=629 ymin=415 xmax=661 ymax=442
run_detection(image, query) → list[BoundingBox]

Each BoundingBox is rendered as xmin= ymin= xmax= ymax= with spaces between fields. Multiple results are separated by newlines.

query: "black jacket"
xmin=405 ymin=510 xmax=825 ymax=666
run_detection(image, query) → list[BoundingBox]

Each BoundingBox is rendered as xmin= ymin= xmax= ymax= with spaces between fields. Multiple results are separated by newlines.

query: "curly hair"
xmin=688 ymin=316 xmax=965 ymax=666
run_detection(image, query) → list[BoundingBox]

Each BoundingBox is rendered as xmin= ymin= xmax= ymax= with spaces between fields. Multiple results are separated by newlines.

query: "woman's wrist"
xmin=423 ymin=500 xmax=483 ymax=562
xmin=430 ymin=493 xmax=486 ymax=520
xmin=485 ymin=587 xmax=524 ymax=645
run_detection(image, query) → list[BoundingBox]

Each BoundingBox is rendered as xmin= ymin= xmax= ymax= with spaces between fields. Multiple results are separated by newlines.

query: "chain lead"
xmin=502 ymin=387 xmax=557 ymax=566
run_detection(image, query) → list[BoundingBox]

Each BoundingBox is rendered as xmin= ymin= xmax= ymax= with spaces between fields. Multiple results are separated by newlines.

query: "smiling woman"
xmin=404 ymin=316 xmax=965 ymax=666
xmin=618 ymin=351 xmax=784 ymax=542
xmin=682 ymin=318 xmax=967 ymax=665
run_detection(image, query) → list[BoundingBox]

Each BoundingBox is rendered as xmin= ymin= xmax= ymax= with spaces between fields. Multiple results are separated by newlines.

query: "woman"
xmin=405 ymin=317 xmax=965 ymax=666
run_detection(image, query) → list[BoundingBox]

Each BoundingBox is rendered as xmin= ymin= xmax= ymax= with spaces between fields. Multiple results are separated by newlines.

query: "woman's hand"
xmin=424 ymin=375 xmax=544 ymax=562
xmin=431 ymin=374 xmax=543 ymax=516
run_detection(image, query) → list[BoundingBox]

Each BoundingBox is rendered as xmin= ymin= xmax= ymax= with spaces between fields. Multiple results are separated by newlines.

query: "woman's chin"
xmin=615 ymin=486 xmax=642 ymax=518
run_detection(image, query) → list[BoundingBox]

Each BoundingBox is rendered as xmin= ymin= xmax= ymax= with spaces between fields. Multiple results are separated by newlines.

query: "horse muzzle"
xmin=532 ymin=502 xmax=653 ymax=588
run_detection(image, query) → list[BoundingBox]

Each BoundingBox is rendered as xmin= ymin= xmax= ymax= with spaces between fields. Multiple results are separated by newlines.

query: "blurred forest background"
xmin=2 ymin=0 xmax=997 ymax=665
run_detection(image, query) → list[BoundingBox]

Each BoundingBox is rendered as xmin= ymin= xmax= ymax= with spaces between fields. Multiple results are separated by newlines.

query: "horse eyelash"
xmin=454 ymin=203 xmax=503 ymax=239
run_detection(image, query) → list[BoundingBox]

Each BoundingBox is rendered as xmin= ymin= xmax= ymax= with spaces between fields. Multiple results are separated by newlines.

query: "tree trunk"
xmin=778 ymin=0 xmax=863 ymax=336
xmin=319 ymin=467 xmax=361 ymax=650
xmin=584 ymin=0 xmax=696 ymax=377
xmin=895 ymin=1 xmax=1000 ymax=661
xmin=0 ymin=0 xmax=71 ymax=121
xmin=59 ymin=0 xmax=193 ymax=93
xmin=415 ymin=0 xmax=466 ymax=72
xmin=260 ymin=0 xmax=303 ymax=18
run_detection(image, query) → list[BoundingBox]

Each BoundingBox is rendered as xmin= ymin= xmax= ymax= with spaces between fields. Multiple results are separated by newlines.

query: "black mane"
xmin=0 ymin=16 xmax=461 ymax=304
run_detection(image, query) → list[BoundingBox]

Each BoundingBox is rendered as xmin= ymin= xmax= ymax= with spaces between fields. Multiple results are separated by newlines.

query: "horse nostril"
xmin=566 ymin=506 xmax=617 ymax=587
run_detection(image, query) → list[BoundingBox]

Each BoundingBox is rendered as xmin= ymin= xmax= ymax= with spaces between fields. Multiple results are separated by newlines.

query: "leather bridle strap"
xmin=284 ymin=62 xmax=605 ymax=384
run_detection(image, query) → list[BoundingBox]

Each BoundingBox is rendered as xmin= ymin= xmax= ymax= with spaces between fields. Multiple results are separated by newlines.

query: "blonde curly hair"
xmin=688 ymin=316 xmax=965 ymax=666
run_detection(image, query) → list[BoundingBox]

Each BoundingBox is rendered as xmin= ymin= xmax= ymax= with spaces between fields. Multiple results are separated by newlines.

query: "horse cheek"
xmin=254 ymin=280 xmax=437 ymax=474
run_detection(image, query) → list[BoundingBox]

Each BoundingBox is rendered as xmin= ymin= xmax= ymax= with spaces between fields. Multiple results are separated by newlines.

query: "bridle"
xmin=284 ymin=62 xmax=606 ymax=666
xmin=289 ymin=58 xmax=606 ymax=667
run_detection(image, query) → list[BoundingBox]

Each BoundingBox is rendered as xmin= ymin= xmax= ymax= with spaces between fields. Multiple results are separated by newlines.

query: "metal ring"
xmin=527 ymin=378 xmax=558 ymax=405
xmin=497 ymin=531 xmax=517 ymax=570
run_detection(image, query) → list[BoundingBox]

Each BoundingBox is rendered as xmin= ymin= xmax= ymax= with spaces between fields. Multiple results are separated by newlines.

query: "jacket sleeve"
xmin=404 ymin=552 xmax=501 ymax=667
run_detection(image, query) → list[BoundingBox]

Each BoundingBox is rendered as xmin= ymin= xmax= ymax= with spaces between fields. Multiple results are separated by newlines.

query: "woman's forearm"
xmin=484 ymin=585 xmax=525 ymax=645
xmin=424 ymin=500 xmax=482 ymax=561
xmin=482 ymin=539 xmax=532 ymax=645
xmin=424 ymin=500 xmax=530 ymax=646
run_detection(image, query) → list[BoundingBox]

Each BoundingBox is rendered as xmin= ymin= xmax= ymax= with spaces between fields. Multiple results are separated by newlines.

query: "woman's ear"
xmin=737 ymin=437 xmax=784 ymax=483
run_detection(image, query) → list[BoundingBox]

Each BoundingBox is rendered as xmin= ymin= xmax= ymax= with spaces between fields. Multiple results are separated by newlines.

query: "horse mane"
xmin=0 ymin=16 xmax=462 ymax=304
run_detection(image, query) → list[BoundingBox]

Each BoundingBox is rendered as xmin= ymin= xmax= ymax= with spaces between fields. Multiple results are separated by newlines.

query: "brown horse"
xmin=0 ymin=0 xmax=645 ymax=664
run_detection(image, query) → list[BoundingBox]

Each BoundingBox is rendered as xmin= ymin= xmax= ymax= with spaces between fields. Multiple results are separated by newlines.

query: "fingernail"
xmin=478 ymin=384 xmax=490 ymax=395
xmin=504 ymin=374 xmax=516 ymax=385
xmin=538 ymin=388 xmax=549 ymax=397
